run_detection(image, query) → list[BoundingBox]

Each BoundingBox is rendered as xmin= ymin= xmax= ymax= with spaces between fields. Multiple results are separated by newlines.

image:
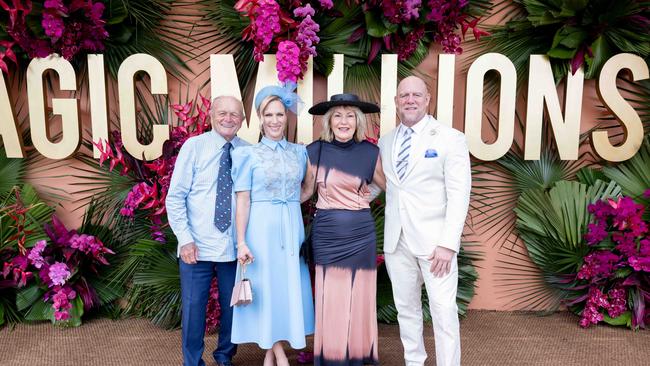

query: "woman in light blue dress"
xmin=231 ymin=85 xmax=315 ymax=366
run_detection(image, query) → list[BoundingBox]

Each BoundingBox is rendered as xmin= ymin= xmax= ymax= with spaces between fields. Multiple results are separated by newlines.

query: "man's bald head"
xmin=395 ymin=76 xmax=431 ymax=127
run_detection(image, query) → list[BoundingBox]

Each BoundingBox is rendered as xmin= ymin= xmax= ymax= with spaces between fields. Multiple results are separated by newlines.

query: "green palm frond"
xmin=0 ymin=184 xmax=54 ymax=252
xmin=0 ymin=290 xmax=23 ymax=327
xmin=0 ymin=184 xmax=53 ymax=327
xmin=0 ymin=151 xmax=25 ymax=195
xmin=508 ymin=179 xmax=621 ymax=310
xmin=101 ymin=0 xmax=192 ymax=79
xmin=120 ymin=237 xmax=181 ymax=329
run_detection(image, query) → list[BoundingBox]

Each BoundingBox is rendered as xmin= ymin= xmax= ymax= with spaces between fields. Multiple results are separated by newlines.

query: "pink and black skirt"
xmin=311 ymin=208 xmax=379 ymax=366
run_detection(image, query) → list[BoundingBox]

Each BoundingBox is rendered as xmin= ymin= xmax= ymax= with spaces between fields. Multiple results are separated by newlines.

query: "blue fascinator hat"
xmin=254 ymin=82 xmax=303 ymax=115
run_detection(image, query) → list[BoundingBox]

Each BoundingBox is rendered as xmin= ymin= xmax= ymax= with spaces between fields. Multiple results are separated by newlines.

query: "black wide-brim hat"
xmin=308 ymin=93 xmax=380 ymax=115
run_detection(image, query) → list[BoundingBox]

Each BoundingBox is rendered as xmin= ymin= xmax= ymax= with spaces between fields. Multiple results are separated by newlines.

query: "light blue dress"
xmin=230 ymin=137 xmax=315 ymax=349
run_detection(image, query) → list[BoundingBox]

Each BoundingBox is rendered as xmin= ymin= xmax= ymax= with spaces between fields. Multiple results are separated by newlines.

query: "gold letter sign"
xmin=0 ymin=70 xmax=23 ymax=157
xmin=592 ymin=53 xmax=649 ymax=162
xmin=27 ymin=55 xmax=80 ymax=159
xmin=118 ymin=54 xmax=169 ymax=160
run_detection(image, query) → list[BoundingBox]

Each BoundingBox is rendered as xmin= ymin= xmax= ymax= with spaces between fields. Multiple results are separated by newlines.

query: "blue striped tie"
xmin=214 ymin=142 xmax=233 ymax=232
xmin=396 ymin=127 xmax=413 ymax=181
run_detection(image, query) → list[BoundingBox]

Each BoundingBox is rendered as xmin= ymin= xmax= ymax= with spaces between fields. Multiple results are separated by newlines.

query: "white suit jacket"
xmin=378 ymin=115 xmax=471 ymax=256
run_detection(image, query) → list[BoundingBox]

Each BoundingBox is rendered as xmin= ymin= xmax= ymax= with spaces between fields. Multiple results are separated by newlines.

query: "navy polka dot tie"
xmin=214 ymin=142 xmax=233 ymax=232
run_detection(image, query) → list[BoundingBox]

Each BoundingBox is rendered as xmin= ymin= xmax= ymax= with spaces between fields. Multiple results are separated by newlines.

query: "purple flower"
xmin=69 ymin=233 xmax=114 ymax=265
xmin=644 ymin=189 xmax=650 ymax=198
xmin=628 ymin=256 xmax=650 ymax=272
xmin=427 ymin=0 xmax=470 ymax=54
xmin=48 ymin=262 xmax=71 ymax=287
xmin=294 ymin=13 xmax=320 ymax=73
xmin=253 ymin=0 xmax=281 ymax=62
xmin=27 ymin=240 xmax=48 ymax=269
xmin=607 ymin=287 xmax=628 ymax=318
xmin=205 ymin=278 xmax=221 ymax=334
xmin=294 ymin=4 xmax=315 ymax=18
xmin=276 ymin=40 xmax=301 ymax=84
xmin=585 ymin=222 xmax=609 ymax=245
xmin=381 ymin=1 xmax=422 ymax=24
xmin=396 ymin=27 xmax=424 ymax=61
xmin=318 ymin=0 xmax=333 ymax=9
xmin=44 ymin=0 xmax=68 ymax=12
xmin=577 ymin=251 xmax=621 ymax=281
xmin=42 ymin=13 xmax=65 ymax=40
xmin=579 ymin=287 xmax=609 ymax=328
xmin=50 ymin=286 xmax=76 ymax=321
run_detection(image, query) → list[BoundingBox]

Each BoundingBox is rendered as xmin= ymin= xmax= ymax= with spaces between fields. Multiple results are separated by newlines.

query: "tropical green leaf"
xmin=0 ymin=289 xmax=23 ymax=327
xmin=576 ymin=167 xmax=609 ymax=186
xmin=119 ymin=237 xmax=182 ymax=329
xmin=603 ymin=311 xmax=632 ymax=327
xmin=0 ymin=151 xmax=25 ymax=194
xmin=15 ymin=285 xmax=43 ymax=312
xmin=584 ymin=35 xmax=612 ymax=79
xmin=548 ymin=26 xmax=587 ymax=59
xmin=0 ymin=184 xmax=54 ymax=252
xmin=513 ymin=179 xmax=620 ymax=309
xmin=101 ymin=0 xmax=192 ymax=79
xmin=364 ymin=10 xmax=397 ymax=38
xmin=471 ymin=112 xmax=591 ymax=249
xmin=24 ymin=299 xmax=54 ymax=322
xmin=64 ymin=297 xmax=84 ymax=327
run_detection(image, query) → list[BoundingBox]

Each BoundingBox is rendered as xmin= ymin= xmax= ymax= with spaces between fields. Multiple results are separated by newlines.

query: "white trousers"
xmin=384 ymin=234 xmax=460 ymax=366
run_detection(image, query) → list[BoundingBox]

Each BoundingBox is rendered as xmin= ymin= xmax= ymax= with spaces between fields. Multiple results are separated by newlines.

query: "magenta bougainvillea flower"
xmin=576 ymin=191 xmax=650 ymax=329
xmin=382 ymin=0 xmax=422 ymax=24
xmin=1 ymin=0 xmax=108 ymax=64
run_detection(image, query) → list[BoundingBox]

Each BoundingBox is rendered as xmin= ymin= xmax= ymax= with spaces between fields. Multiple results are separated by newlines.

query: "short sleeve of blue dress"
xmin=231 ymin=146 xmax=253 ymax=192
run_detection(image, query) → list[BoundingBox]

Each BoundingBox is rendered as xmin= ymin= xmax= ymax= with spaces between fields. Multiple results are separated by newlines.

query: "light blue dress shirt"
xmin=166 ymin=129 xmax=250 ymax=262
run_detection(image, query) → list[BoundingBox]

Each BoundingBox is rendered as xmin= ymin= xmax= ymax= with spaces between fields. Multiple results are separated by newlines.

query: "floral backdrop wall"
xmin=1 ymin=0 xmax=649 ymax=332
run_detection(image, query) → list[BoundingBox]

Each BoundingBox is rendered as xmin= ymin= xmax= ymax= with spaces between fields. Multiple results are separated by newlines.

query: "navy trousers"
xmin=180 ymin=260 xmax=237 ymax=366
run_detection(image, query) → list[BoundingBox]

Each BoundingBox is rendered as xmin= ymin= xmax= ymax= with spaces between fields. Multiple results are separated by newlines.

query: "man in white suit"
xmin=378 ymin=76 xmax=471 ymax=366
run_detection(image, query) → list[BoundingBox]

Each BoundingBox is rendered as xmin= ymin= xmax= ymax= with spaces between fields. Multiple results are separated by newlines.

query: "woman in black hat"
xmin=301 ymin=94 xmax=385 ymax=365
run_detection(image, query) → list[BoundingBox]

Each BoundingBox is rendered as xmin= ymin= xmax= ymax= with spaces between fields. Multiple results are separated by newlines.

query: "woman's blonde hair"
xmin=257 ymin=95 xmax=286 ymax=137
xmin=320 ymin=106 xmax=367 ymax=142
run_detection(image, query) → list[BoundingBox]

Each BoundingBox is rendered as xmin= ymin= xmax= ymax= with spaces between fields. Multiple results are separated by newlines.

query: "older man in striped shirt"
xmin=166 ymin=96 xmax=250 ymax=366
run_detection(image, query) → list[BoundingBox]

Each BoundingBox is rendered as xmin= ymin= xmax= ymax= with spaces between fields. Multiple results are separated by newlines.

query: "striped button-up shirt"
xmin=166 ymin=129 xmax=249 ymax=262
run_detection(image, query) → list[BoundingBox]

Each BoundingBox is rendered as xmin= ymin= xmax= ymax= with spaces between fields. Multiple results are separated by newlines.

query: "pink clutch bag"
xmin=230 ymin=264 xmax=253 ymax=306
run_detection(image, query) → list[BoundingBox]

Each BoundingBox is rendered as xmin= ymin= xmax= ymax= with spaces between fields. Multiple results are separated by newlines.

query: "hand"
xmin=180 ymin=242 xmax=199 ymax=264
xmin=237 ymin=243 xmax=254 ymax=265
xmin=428 ymin=246 xmax=455 ymax=277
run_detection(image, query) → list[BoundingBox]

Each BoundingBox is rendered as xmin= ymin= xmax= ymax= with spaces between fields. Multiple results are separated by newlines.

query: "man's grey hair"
xmin=210 ymin=95 xmax=245 ymax=117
